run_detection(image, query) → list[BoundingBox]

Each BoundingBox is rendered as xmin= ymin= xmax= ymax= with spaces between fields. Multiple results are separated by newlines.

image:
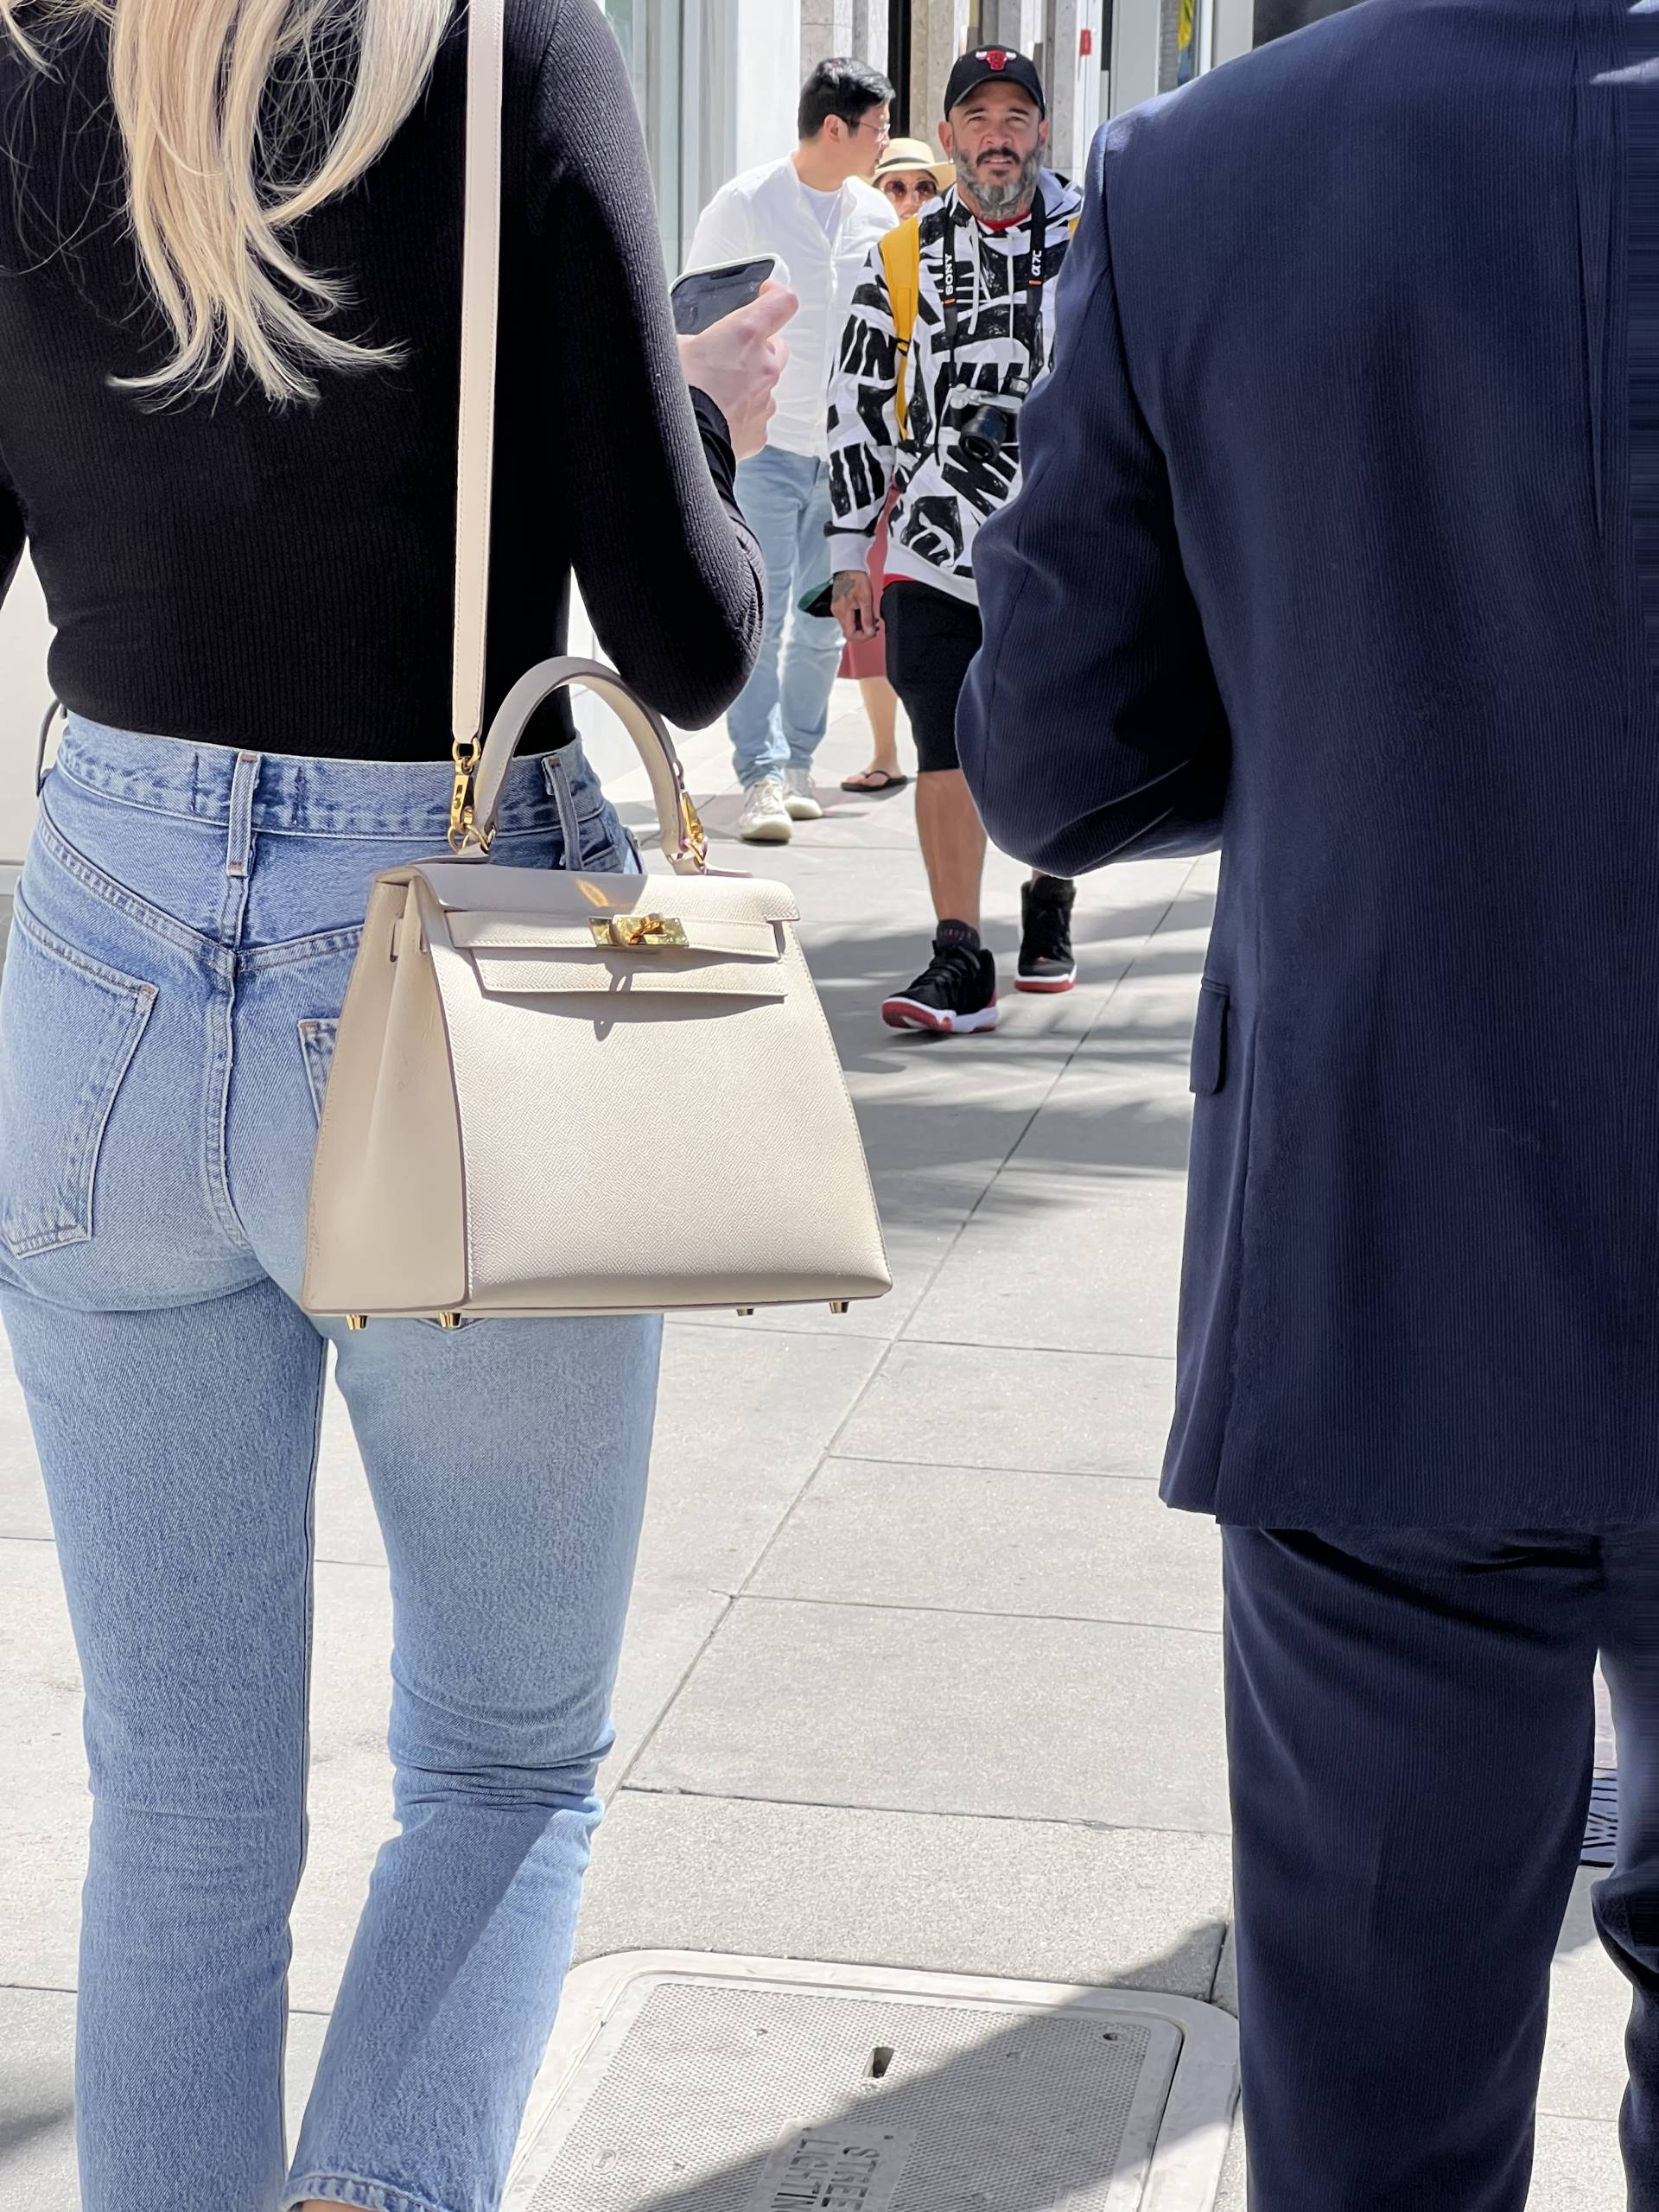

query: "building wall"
xmin=799 ymin=0 xmax=890 ymax=71
xmin=907 ymin=0 xmax=974 ymax=138
xmin=730 ymin=0 xmax=804 ymax=172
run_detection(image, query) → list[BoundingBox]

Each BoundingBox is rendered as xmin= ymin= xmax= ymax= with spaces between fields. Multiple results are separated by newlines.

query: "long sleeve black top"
xmin=0 ymin=0 xmax=763 ymax=760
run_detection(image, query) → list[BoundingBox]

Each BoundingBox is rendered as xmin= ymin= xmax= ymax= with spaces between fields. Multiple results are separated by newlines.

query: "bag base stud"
xmin=437 ymin=1312 xmax=464 ymax=1330
xmin=735 ymin=1306 xmax=755 ymax=1316
xmin=346 ymin=1314 xmax=368 ymax=1332
xmin=830 ymin=1301 xmax=850 ymax=1314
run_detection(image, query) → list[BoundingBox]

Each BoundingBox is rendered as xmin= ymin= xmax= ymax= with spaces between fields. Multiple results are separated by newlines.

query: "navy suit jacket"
xmin=959 ymin=0 xmax=1659 ymax=1528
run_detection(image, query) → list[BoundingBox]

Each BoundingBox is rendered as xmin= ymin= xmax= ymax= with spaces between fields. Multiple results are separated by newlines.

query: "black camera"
xmin=949 ymin=385 xmax=1026 ymax=466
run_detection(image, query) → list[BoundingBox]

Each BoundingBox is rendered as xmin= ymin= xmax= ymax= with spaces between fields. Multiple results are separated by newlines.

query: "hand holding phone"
xmin=677 ymin=277 xmax=798 ymax=462
xmin=671 ymin=255 xmax=790 ymax=335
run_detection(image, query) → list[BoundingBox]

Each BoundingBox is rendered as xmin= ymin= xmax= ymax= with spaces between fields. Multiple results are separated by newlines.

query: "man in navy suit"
xmin=958 ymin=1 xmax=1659 ymax=2202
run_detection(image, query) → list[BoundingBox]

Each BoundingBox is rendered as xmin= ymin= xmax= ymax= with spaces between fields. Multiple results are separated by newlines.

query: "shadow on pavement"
xmin=0 ymin=2097 xmax=74 ymax=2177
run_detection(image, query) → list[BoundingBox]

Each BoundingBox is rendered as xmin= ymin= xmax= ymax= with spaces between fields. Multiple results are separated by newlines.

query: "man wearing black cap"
xmin=826 ymin=48 xmax=1084 ymax=1034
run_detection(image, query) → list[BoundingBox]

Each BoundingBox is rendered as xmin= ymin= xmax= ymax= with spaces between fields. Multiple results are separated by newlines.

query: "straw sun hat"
xmin=873 ymin=137 xmax=956 ymax=189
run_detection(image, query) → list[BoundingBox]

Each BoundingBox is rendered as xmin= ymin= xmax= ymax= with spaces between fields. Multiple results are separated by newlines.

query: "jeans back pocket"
xmin=0 ymin=906 xmax=156 ymax=1256
xmin=299 ymin=1018 xmax=340 ymax=1124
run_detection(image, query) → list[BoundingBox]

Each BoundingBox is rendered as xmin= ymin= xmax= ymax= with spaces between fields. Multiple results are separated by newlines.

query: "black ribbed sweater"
xmin=0 ymin=0 xmax=763 ymax=760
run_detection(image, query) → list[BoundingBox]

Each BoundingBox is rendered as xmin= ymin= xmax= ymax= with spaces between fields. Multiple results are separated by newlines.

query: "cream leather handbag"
xmin=301 ymin=0 xmax=889 ymax=1329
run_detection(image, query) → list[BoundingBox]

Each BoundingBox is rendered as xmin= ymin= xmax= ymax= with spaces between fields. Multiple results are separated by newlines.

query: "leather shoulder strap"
xmin=880 ymin=218 xmax=922 ymax=441
xmin=452 ymin=0 xmax=505 ymax=751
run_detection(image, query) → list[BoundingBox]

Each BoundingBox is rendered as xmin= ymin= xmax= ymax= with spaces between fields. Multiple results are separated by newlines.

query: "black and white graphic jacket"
xmin=825 ymin=173 xmax=1084 ymax=607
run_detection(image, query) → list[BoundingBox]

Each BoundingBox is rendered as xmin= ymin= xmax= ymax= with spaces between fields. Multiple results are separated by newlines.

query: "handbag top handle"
xmin=444 ymin=0 xmax=709 ymax=875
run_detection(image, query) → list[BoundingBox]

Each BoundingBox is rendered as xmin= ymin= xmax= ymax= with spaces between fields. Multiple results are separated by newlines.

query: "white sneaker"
xmin=738 ymin=778 xmax=793 ymax=843
xmin=784 ymin=768 xmax=823 ymax=822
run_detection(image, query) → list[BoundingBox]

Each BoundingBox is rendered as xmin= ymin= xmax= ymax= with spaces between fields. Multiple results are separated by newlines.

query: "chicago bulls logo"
xmin=984 ymin=48 xmax=1010 ymax=69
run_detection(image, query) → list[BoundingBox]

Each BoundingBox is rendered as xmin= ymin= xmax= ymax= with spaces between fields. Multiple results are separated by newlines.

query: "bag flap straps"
xmin=405 ymin=861 xmax=801 ymax=926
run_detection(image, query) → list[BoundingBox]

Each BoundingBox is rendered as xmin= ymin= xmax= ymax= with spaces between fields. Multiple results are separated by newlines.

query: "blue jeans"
xmin=728 ymin=444 xmax=845 ymax=786
xmin=0 ymin=719 xmax=664 ymax=2212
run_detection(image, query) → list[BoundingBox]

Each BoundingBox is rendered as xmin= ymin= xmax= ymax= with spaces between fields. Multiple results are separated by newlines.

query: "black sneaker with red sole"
xmin=1018 ymin=877 xmax=1077 ymax=994
xmin=881 ymin=937 xmax=1000 ymax=1034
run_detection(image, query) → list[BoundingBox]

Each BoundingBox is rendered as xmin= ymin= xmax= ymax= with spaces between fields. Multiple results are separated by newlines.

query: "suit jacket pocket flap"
xmin=1191 ymin=980 xmax=1229 ymax=1096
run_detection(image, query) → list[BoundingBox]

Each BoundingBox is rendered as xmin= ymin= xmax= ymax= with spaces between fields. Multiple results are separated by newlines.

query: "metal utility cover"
xmin=505 ymin=1953 xmax=1239 ymax=2212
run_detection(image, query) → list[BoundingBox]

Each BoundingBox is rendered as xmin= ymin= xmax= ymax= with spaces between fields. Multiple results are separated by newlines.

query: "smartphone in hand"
xmin=671 ymin=255 xmax=791 ymax=337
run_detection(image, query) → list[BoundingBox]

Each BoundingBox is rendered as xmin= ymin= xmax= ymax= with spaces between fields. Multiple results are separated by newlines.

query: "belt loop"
xmin=543 ymin=747 xmax=585 ymax=867
xmin=226 ymin=751 xmax=259 ymax=879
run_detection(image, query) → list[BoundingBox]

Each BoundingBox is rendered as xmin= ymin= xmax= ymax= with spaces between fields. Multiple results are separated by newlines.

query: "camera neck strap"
xmin=939 ymin=180 xmax=1049 ymax=390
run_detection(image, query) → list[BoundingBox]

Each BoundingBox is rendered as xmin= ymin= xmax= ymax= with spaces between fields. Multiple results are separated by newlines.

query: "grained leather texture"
xmin=302 ymin=853 xmax=892 ymax=1319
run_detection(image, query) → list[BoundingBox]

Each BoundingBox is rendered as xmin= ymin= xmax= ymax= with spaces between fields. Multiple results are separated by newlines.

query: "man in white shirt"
xmin=688 ymin=60 xmax=894 ymax=842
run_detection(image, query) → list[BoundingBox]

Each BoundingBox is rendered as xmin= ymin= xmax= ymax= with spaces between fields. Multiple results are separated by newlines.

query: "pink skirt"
xmin=840 ymin=496 xmax=893 ymax=683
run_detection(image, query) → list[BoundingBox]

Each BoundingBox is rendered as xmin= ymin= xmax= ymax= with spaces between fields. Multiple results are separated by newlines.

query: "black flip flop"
xmin=841 ymin=769 xmax=910 ymax=795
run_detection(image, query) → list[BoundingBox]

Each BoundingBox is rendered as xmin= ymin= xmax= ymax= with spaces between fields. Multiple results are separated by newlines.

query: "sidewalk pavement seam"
xmin=0 ymin=1979 xmax=339 ymax=2022
xmin=819 ymin=1450 xmax=1164 ymax=1478
xmin=728 ymin=1590 xmax=1222 ymax=1638
xmin=605 ymin=1595 xmax=737 ymax=1795
xmin=810 ymin=1452 xmax=1161 ymax=1483
xmin=737 ymin=863 xmax=1205 ymax=1538
xmin=613 ymin=1783 xmax=1230 ymax=1840
xmin=664 ymin=1320 xmax=1179 ymax=1362
xmin=607 ymin=855 xmax=1211 ymax=1795
xmin=885 ymin=1336 xmax=1178 ymax=1362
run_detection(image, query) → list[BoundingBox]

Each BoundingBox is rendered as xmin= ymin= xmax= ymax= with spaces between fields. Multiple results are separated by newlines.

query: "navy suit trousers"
xmin=1223 ymin=1528 xmax=1659 ymax=2209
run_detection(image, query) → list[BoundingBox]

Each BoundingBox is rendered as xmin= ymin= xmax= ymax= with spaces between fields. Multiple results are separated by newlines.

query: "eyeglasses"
xmin=851 ymin=116 xmax=893 ymax=143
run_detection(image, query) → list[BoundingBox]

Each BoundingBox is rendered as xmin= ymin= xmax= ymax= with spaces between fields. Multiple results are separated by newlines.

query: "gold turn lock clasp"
xmin=590 ymin=913 xmax=688 ymax=950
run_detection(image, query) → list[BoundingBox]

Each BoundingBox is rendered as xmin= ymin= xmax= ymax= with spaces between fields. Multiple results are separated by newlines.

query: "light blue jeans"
xmin=0 ymin=719 xmax=664 ymax=2212
xmin=728 ymin=443 xmax=846 ymax=786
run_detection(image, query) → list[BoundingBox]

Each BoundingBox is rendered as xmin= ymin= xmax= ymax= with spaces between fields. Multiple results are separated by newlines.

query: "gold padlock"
xmin=590 ymin=913 xmax=688 ymax=950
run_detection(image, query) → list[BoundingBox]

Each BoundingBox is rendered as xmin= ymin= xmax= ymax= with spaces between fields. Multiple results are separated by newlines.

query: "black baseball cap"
xmin=943 ymin=46 xmax=1047 ymax=118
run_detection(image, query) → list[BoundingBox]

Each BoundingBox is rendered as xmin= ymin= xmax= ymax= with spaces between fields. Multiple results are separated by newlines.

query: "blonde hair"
xmin=1 ymin=0 xmax=453 ymax=399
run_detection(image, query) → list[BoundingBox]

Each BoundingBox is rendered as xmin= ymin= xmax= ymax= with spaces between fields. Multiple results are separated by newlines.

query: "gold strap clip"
xmin=448 ymin=736 xmax=495 ymax=855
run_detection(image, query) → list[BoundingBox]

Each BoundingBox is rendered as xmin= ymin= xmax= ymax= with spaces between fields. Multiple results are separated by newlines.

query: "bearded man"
xmin=826 ymin=48 xmax=1084 ymax=1033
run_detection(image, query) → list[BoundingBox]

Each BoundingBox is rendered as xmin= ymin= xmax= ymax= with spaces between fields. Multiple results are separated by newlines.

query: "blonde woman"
xmin=0 ymin=3 xmax=786 ymax=2209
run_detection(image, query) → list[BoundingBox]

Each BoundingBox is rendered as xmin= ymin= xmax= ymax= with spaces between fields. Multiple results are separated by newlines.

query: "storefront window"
xmin=597 ymin=0 xmax=687 ymax=270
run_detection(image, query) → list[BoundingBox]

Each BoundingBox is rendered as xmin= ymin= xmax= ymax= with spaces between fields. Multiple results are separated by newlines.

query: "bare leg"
xmin=915 ymin=768 xmax=988 ymax=931
xmin=855 ymin=677 xmax=901 ymax=779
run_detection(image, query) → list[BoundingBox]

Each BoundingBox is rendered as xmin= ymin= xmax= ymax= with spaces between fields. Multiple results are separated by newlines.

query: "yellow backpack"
xmin=880 ymin=217 xmax=924 ymax=440
xmin=879 ymin=206 xmax=1080 ymax=442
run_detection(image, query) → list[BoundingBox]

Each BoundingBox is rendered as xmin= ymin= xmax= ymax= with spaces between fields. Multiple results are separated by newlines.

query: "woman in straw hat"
xmin=839 ymin=139 xmax=953 ymax=795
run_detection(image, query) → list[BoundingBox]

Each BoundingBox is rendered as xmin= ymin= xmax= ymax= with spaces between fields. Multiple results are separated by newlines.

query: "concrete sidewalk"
xmin=0 ymin=680 xmax=1634 ymax=2207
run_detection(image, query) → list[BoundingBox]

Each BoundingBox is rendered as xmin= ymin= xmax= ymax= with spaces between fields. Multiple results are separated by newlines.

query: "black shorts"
xmin=881 ymin=579 xmax=982 ymax=774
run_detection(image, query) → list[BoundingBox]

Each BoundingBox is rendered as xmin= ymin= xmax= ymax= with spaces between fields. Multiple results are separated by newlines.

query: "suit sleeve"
xmin=825 ymin=246 xmax=899 ymax=578
xmin=957 ymin=125 xmax=1230 ymax=874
